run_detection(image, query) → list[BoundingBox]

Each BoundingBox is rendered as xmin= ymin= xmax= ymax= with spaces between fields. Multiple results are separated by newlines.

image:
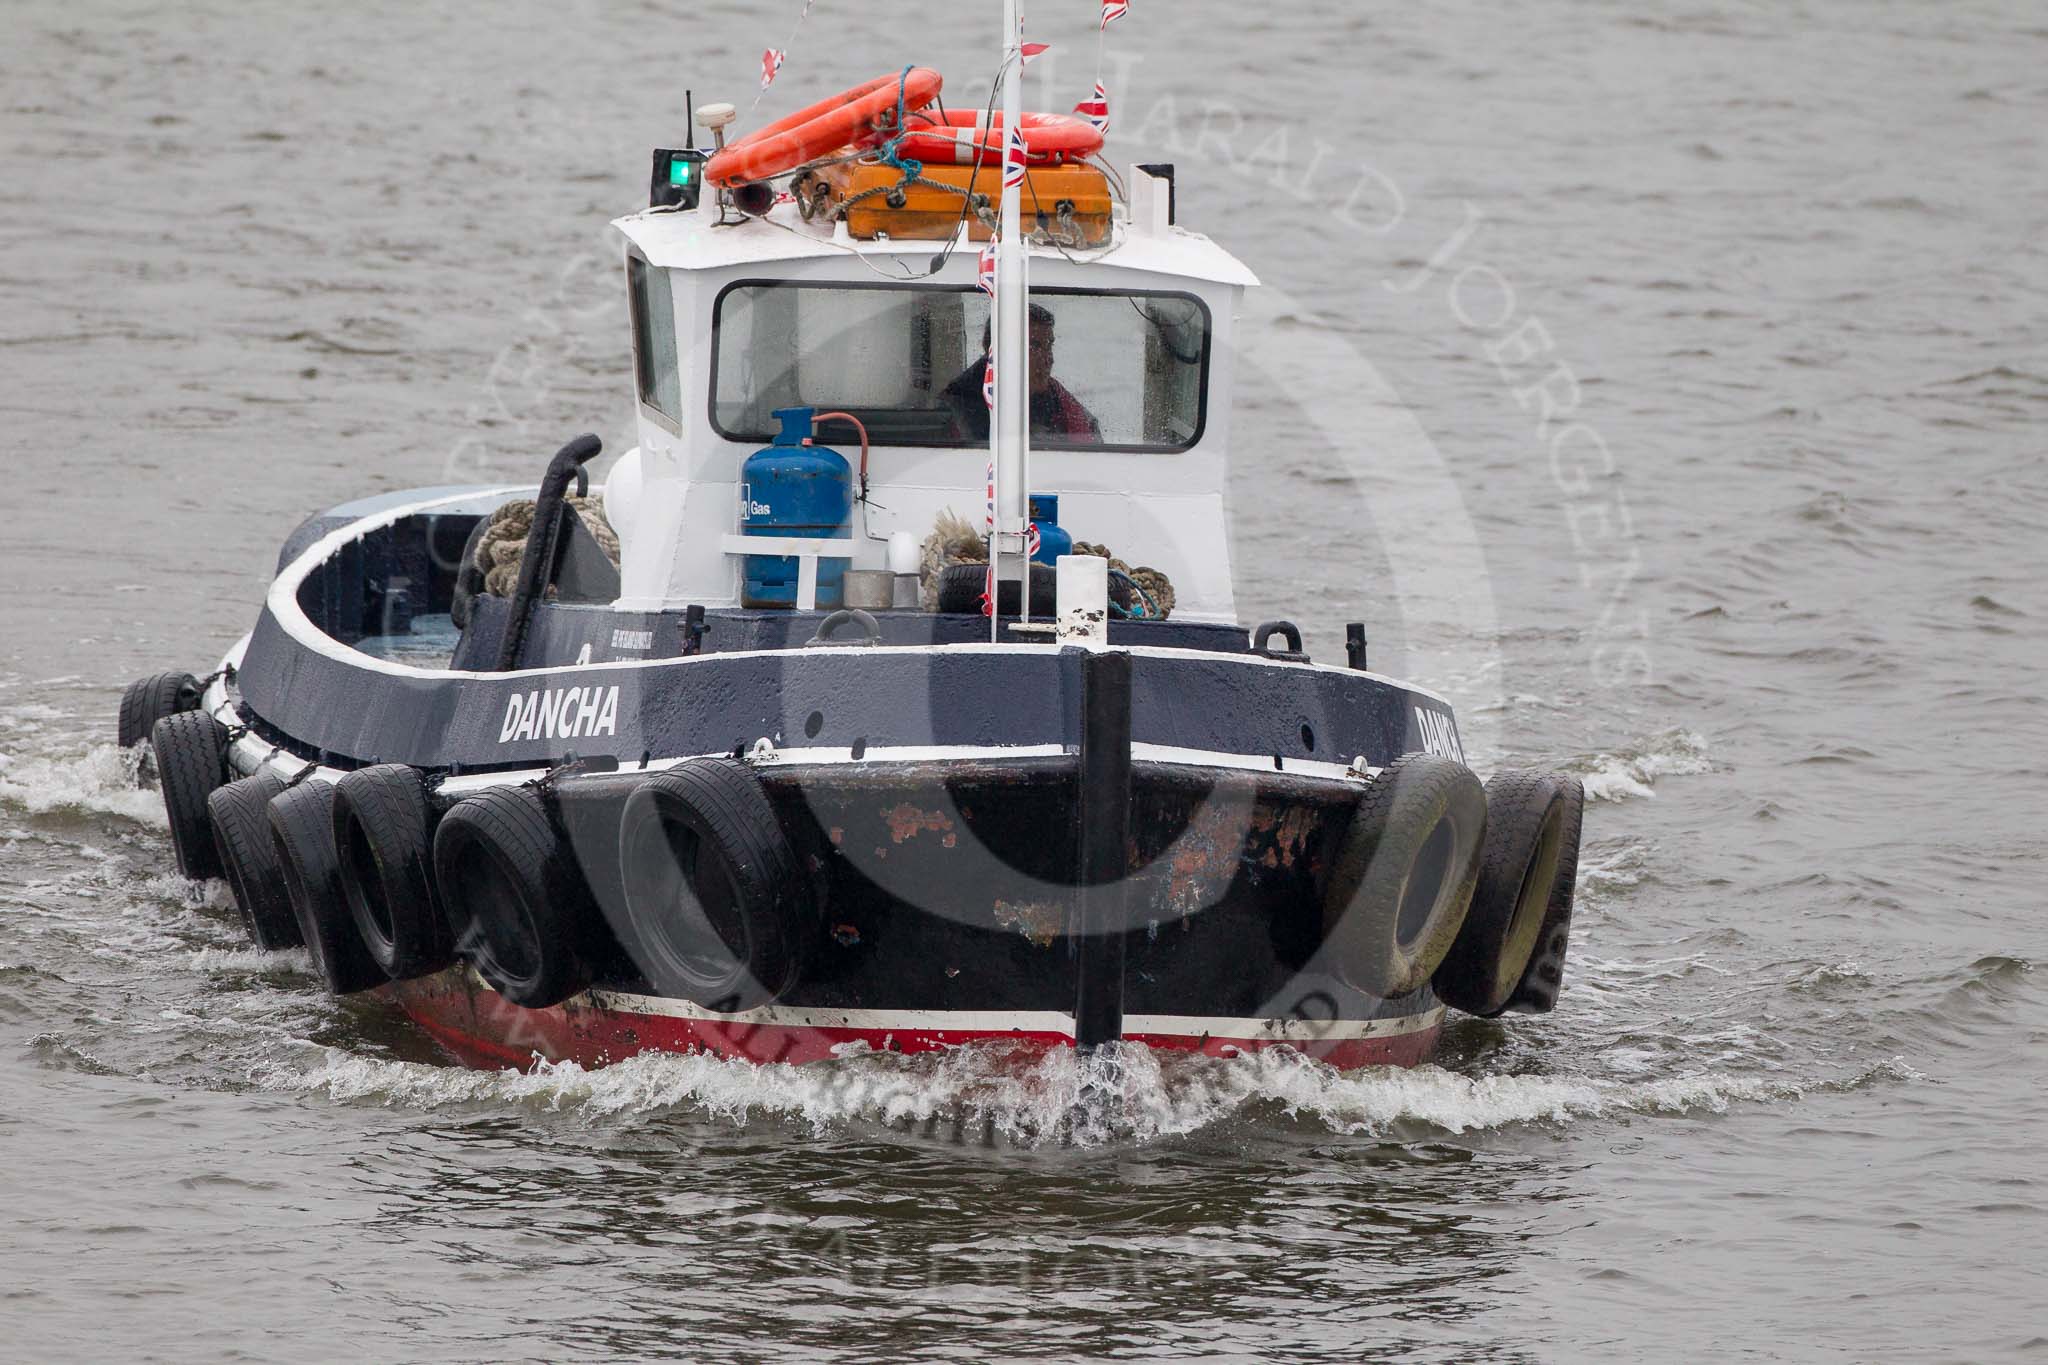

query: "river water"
xmin=3 ymin=1 xmax=2045 ymax=1360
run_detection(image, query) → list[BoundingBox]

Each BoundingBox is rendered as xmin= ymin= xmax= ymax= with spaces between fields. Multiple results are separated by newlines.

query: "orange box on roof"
xmin=814 ymin=162 xmax=1113 ymax=246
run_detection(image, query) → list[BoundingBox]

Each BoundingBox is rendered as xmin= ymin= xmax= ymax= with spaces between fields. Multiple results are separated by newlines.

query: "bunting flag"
xmin=1002 ymin=125 xmax=1029 ymax=190
xmin=749 ymin=0 xmax=818 ymax=111
xmin=1020 ymin=41 xmax=1051 ymax=64
xmin=1100 ymin=0 xmax=1128 ymax=29
xmin=980 ymin=228 xmax=998 ymax=620
xmin=981 ymin=455 xmax=998 ymax=616
xmin=1074 ymin=82 xmax=1110 ymax=135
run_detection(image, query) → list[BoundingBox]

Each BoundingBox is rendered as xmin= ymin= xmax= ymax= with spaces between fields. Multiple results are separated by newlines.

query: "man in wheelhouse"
xmin=943 ymin=302 xmax=1102 ymax=442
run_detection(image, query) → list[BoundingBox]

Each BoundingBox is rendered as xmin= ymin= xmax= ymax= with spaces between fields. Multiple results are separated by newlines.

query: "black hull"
xmin=545 ymin=757 xmax=1433 ymax=1027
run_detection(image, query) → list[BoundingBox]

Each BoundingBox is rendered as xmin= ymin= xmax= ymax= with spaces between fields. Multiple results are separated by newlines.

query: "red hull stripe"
xmin=385 ymin=971 xmax=1444 ymax=1071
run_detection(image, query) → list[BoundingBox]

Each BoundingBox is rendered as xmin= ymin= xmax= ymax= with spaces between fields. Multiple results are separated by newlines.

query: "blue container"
xmin=740 ymin=407 xmax=853 ymax=609
xmin=1028 ymin=492 xmax=1073 ymax=566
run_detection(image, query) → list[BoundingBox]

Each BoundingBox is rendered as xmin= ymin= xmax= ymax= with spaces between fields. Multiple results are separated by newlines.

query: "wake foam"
xmin=256 ymin=1040 xmax=1917 ymax=1147
xmin=0 ymin=743 xmax=165 ymax=826
xmin=185 ymin=945 xmax=314 ymax=975
xmin=1574 ymin=728 xmax=1712 ymax=801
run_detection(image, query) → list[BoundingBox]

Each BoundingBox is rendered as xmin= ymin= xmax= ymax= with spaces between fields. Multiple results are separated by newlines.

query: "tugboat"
xmin=115 ymin=22 xmax=1584 ymax=1072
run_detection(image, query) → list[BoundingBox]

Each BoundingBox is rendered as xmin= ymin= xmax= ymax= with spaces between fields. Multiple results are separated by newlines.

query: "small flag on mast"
xmin=760 ymin=48 xmax=786 ymax=89
xmin=1002 ymin=125 xmax=1029 ymax=190
xmin=976 ymin=239 xmax=998 ymax=297
xmin=1074 ymin=82 xmax=1110 ymax=135
xmin=1020 ymin=41 xmax=1050 ymax=64
xmin=1100 ymin=0 xmax=1129 ymax=29
xmin=981 ymin=456 xmax=998 ymax=615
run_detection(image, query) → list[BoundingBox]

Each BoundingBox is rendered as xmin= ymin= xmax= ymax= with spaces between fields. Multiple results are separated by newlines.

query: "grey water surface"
xmin=2 ymin=1 xmax=2045 ymax=1361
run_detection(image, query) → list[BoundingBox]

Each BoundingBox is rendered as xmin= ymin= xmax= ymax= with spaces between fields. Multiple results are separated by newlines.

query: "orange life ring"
xmin=889 ymin=109 xmax=1104 ymax=166
xmin=707 ymin=69 xmax=944 ymax=187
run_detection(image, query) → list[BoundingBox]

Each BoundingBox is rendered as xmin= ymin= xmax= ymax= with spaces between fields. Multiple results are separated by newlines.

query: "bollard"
xmin=1073 ymin=647 xmax=1131 ymax=1050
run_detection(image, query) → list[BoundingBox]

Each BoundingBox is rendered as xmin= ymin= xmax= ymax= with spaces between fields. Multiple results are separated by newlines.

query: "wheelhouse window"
xmin=710 ymin=281 xmax=1210 ymax=452
xmin=628 ymin=254 xmax=681 ymax=426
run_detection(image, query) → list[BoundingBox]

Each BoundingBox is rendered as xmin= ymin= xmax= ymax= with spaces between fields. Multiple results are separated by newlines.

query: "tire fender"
xmin=434 ymin=786 xmax=592 ymax=1010
xmin=152 ymin=710 xmax=228 ymax=881
xmin=120 ymin=672 xmax=201 ymax=751
xmin=207 ymin=771 xmax=303 ymax=950
xmin=935 ymin=561 xmax=1058 ymax=615
xmin=333 ymin=764 xmax=454 ymax=981
xmin=1321 ymin=752 xmax=1487 ymax=999
xmin=269 ymin=780 xmax=385 ymax=995
xmin=616 ymin=759 xmax=813 ymax=1011
xmin=1503 ymin=776 xmax=1584 ymax=1014
xmin=1434 ymin=770 xmax=1574 ymax=1017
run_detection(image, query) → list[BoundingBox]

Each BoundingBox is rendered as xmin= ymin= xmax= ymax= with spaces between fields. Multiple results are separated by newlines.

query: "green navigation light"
xmin=650 ymin=147 xmax=703 ymax=209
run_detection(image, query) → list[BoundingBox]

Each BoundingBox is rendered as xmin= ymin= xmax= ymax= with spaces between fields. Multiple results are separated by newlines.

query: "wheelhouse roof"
xmin=611 ymin=203 xmax=1260 ymax=287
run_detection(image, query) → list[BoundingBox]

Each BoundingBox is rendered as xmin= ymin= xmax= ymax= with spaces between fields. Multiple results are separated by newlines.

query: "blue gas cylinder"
xmin=740 ymin=406 xmax=853 ymax=609
xmin=1028 ymin=492 xmax=1072 ymax=566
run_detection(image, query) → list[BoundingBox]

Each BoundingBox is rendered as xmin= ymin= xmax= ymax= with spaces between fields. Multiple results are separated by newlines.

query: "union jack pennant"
xmin=982 ymin=349 xmax=997 ymax=410
xmin=976 ymin=239 xmax=997 ymax=297
xmin=981 ymin=456 xmax=998 ymax=615
xmin=1020 ymin=41 xmax=1050 ymax=65
xmin=1100 ymin=0 xmax=1128 ymax=29
xmin=1074 ymin=82 xmax=1109 ymax=136
xmin=1002 ymin=125 xmax=1029 ymax=190
xmin=760 ymin=48 xmax=786 ymax=90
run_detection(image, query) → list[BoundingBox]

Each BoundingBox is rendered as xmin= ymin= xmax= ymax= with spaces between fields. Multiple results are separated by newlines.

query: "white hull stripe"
xmin=225 ymin=732 xmax=1375 ymax=791
xmin=584 ymin=986 xmax=1445 ymax=1043
xmin=208 ymin=651 xmax=1380 ymax=791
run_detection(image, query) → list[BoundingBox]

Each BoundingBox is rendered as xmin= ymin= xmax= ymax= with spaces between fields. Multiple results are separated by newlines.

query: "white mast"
xmin=991 ymin=0 xmax=1030 ymax=639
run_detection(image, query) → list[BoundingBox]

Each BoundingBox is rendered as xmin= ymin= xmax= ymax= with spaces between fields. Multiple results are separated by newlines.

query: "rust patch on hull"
xmin=882 ymin=802 xmax=954 ymax=845
xmin=993 ymin=898 xmax=1064 ymax=948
